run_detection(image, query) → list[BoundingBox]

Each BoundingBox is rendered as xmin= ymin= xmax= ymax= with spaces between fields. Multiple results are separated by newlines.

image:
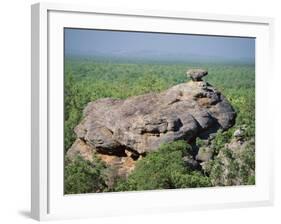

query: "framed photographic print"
xmin=31 ymin=2 xmax=274 ymax=221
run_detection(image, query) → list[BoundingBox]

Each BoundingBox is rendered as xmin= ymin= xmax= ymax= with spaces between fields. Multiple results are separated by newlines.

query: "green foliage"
xmin=64 ymin=67 xmax=91 ymax=152
xmin=114 ymin=141 xmax=211 ymax=191
xmin=205 ymin=141 xmax=255 ymax=186
xmin=211 ymin=130 xmax=233 ymax=155
xmin=207 ymin=160 xmax=224 ymax=186
xmin=64 ymin=155 xmax=107 ymax=194
xmin=170 ymin=171 xmax=212 ymax=188
xmin=239 ymin=141 xmax=255 ymax=184
xmin=247 ymin=175 xmax=255 ymax=185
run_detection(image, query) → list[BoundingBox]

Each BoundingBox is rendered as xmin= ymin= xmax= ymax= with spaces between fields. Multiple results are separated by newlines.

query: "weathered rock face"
xmin=187 ymin=69 xmax=208 ymax=81
xmin=67 ymin=69 xmax=236 ymax=178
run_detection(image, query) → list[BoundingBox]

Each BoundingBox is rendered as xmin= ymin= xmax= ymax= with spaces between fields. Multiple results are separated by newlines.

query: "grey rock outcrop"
xmin=233 ymin=128 xmax=245 ymax=141
xmin=67 ymin=69 xmax=236 ymax=176
xmin=187 ymin=69 xmax=208 ymax=81
xmin=196 ymin=147 xmax=214 ymax=162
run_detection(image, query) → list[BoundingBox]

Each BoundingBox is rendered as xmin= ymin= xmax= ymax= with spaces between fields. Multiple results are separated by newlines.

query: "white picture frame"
xmin=31 ymin=2 xmax=274 ymax=221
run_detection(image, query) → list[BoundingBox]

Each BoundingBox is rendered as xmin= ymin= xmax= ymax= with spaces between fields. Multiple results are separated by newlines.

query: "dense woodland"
xmin=64 ymin=58 xmax=255 ymax=194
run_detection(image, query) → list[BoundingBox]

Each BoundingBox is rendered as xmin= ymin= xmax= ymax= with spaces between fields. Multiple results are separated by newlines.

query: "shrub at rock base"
xmin=64 ymin=155 xmax=107 ymax=194
xmin=114 ymin=140 xmax=211 ymax=191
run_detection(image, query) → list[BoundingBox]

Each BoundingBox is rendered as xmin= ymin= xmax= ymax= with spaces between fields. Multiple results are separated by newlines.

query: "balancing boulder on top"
xmin=187 ymin=69 xmax=208 ymax=81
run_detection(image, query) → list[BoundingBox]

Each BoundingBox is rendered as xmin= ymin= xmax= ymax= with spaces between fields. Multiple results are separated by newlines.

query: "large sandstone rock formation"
xmin=67 ymin=69 xmax=236 ymax=178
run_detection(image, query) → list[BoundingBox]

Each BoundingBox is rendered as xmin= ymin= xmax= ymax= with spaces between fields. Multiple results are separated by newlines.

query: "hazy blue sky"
xmin=65 ymin=28 xmax=255 ymax=63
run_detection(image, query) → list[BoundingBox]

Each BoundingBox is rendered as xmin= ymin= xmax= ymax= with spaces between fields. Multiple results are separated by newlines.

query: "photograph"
xmin=63 ymin=28 xmax=255 ymax=194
